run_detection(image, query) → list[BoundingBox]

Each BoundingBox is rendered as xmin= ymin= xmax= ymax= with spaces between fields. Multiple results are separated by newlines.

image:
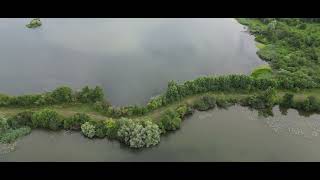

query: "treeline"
xmin=0 ymin=72 xmax=318 ymax=120
xmin=94 ymin=73 xmax=292 ymax=117
xmin=0 ymin=86 xmax=104 ymax=107
xmin=91 ymin=74 xmax=279 ymax=117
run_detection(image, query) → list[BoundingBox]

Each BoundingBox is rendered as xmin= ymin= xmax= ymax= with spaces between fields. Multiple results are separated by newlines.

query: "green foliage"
xmin=0 ymin=127 xmax=31 ymax=144
xmin=26 ymin=18 xmax=42 ymax=28
xmin=216 ymin=97 xmax=231 ymax=109
xmin=280 ymin=93 xmax=294 ymax=108
xmin=92 ymin=120 xmax=108 ymax=138
xmin=0 ymin=85 xmax=105 ymax=108
xmin=0 ymin=117 xmax=9 ymax=134
xmin=63 ymin=113 xmax=90 ymax=130
xmin=147 ymin=95 xmax=165 ymax=110
xmin=251 ymin=65 xmax=273 ymax=79
xmin=81 ymin=122 xmax=96 ymax=138
xmin=293 ymin=96 xmax=320 ymax=112
xmin=158 ymin=109 xmax=181 ymax=132
xmin=175 ymin=104 xmax=194 ymax=118
xmin=104 ymin=118 xmax=119 ymax=139
xmin=77 ymin=86 xmax=104 ymax=103
xmin=117 ymin=118 xmax=160 ymax=148
xmin=7 ymin=111 xmax=34 ymax=129
xmin=165 ymin=81 xmax=181 ymax=103
xmin=238 ymin=18 xmax=320 ymax=90
xmin=242 ymin=87 xmax=277 ymax=109
xmin=31 ymin=109 xmax=63 ymax=130
xmin=193 ymin=95 xmax=216 ymax=111
xmin=51 ymin=86 xmax=73 ymax=103
xmin=96 ymin=104 xmax=148 ymax=118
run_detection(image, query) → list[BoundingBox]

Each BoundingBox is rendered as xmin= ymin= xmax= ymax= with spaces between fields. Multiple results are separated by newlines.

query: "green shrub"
xmin=7 ymin=111 xmax=34 ymax=129
xmin=105 ymin=118 xmax=119 ymax=139
xmin=0 ymin=117 xmax=9 ymax=133
xmin=193 ymin=96 xmax=216 ymax=111
xmin=90 ymin=86 xmax=104 ymax=103
xmin=158 ymin=109 xmax=181 ymax=132
xmin=81 ymin=122 xmax=96 ymax=138
xmin=280 ymin=93 xmax=294 ymax=108
xmin=93 ymin=101 xmax=110 ymax=113
xmin=51 ymin=86 xmax=73 ymax=103
xmin=63 ymin=113 xmax=90 ymax=130
xmin=242 ymin=87 xmax=276 ymax=109
xmin=31 ymin=109 xmax=63 ymax=130
xmin=0 ymin=127 xmax=31 ymax=144
xmin=295 ymin=96 xmax=320 ymax=112
xmin=26 ymin=18 xmax=42 ymax=28
xmin=93 ymin=120 xmax=108 ymax=138
xmin=77 ymin=86 xmax=104 ymax=103
xmin=216 ymin=97 xmax=230 ymax=109
xmin=147 ymin=95 xmax=164 ymax=110
xmin=175 ymin=104 xmax=194 ymax=118
xmin=117 ymin=118 xmax=160 ymax=148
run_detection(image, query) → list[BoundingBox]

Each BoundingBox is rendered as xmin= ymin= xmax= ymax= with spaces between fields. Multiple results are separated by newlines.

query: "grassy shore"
xmin=1 ymin=89 xmax=319 ymax=121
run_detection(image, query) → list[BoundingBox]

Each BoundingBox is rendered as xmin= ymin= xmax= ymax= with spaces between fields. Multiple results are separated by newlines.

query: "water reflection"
xmin=0 ymin=18 xmax=265 ymax=105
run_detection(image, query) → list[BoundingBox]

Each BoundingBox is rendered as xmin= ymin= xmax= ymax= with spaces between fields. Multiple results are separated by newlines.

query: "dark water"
xmin=2 ymin=106 xmax=320 ymax=161
xmin=0 ymin=18 xmax=263 ymax=106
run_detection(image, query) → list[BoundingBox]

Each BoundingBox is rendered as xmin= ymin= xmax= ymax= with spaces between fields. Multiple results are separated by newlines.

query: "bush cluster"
xmin=64 ymin=113 xmax=90 ymax=130
xmin=241 ymin=88 xmax=277 ymax=110
xmin=0 ymin=117 xmax=31 ymax=144
xmin=193 ymin=95 xmax=216 ymax=111
xmin=31 ymin=109 xmax=63 ymax=130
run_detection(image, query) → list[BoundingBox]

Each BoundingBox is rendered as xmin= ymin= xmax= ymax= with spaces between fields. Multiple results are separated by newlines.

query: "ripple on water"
xmin=263 ymin=108 xmax=320 ymax=139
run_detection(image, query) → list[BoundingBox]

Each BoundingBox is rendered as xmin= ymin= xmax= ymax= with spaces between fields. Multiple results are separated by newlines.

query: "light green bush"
xmin=81 ymin=122 xmax=96 ymax=138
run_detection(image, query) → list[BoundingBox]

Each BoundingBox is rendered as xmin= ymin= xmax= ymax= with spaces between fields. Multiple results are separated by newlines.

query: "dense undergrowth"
xmin=237 ymin=18 xmax=320 ymax=90
xmin=1 ymin=18 xmax=320 ymax=148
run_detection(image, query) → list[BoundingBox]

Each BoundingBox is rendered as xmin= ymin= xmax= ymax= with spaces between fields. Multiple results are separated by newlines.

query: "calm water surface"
xmin=0 ymin=18 xmax=262 ymax=105
xmin=2 ymin=18 xmax=316 ymax=162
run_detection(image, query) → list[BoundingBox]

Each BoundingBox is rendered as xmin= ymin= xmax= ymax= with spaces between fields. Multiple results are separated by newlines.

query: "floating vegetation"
xmin=26 ymin=18 xmax=42 ymax=29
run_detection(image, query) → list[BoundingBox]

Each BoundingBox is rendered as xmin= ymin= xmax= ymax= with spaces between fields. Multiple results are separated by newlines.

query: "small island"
xmin=26 ymin=18 xmax=42 ymax=29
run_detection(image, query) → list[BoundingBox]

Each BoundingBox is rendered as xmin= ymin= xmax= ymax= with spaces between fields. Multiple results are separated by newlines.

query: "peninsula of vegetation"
xmin=1 ymin=18 xmax=320 ymax=149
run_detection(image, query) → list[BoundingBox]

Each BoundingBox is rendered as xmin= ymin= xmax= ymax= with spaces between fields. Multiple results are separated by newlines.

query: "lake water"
xmin=2 ymin=18 xmax=318 ymax=162
xmin=0 ymin=18 xmax=263 ymax=106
